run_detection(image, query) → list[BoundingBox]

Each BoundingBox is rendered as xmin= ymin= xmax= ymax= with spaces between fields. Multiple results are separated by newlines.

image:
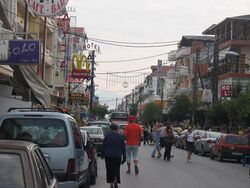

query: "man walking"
xmin=124 ymin=115 xmax=142 ymax=175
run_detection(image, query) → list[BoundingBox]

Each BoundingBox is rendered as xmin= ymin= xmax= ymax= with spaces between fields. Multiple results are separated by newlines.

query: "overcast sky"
xmin=67 ymin=0 xmax=250 ymax=109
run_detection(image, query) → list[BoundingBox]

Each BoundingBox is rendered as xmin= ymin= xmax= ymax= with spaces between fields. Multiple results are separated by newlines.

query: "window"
xmin=34 ymin=149 xmax=54 ymax=185
xmin=226 ymin=135 xmax=248 ymax=145
xmin=70 ymin=121 xmax=82 ymax=149
xmin=0 ymin=118 xmax=68 ymax=147
xmin=0 ymin=153 xmax=25 ymax=188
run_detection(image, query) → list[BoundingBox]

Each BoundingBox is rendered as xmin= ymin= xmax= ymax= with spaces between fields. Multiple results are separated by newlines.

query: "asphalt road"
xmin=92 ymin=144 xmax=250 ymax=188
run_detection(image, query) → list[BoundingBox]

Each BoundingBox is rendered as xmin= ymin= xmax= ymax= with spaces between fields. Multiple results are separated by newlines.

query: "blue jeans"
xmin=151 ymin=139 xmax=160 ymax=157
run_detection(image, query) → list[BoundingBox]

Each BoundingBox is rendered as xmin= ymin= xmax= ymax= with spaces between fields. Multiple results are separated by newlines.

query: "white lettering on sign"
xmin=9 ymin=42 xmax=37 ymax=56
xmin=221 ymin=84 xmax=233 ymax=97
xmin=0 ymin=40 xmax=9 ymax=60
xmin=26 ymin=0 xmax=69 ymax=17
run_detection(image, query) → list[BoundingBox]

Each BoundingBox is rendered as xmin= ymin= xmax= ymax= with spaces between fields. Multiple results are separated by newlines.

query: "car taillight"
xmin=67 ymin=159 xmax=75 ymax=174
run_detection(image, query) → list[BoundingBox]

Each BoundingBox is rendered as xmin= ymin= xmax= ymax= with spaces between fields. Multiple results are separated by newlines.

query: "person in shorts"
xmin=185 ymin=126 xmax=195 ymax=162
xmin=124 ymin=115 xmax=142 ymax=175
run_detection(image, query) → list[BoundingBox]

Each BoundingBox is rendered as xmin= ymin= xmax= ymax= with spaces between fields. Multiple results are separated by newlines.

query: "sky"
xmin=67 ymin=0 xmax=250 ymax=109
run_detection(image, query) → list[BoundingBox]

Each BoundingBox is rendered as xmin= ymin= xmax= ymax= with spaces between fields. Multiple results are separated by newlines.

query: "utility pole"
xmin=212 ymin=36 xmax=219 ymax=103
xmin=89 ymin=50 xmax=95 ymax=112
xmin=160 ymin=78 xmax=164 ymax=123
xmin=191 ymin=49 xmax=200 ymax=127
xmin=41 ymin=17 xmax=47 ymax=80
xmin=116 ymin=98 xmax=118 ymax=110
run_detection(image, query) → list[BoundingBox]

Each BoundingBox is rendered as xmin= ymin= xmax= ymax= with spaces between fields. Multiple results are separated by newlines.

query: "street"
xmin=92 ymin=145 xmax=250 ymax=188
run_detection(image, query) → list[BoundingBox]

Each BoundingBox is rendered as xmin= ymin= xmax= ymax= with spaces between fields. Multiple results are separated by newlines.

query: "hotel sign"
xmin=26 ymin=0 xmax=69 ymax=17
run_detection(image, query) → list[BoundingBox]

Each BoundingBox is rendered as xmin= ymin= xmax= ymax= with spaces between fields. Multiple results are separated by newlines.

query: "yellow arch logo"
xmin=69 ymin=53 xmax=90 ymax=72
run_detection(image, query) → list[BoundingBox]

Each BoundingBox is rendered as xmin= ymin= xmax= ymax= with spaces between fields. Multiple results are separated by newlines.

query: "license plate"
xmin=232 ymin=152 xmax=243 ymax=156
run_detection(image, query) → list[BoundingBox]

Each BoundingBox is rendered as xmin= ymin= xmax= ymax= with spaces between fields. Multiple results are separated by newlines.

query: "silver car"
xmin=194 ymin=131 xmax=222 ymax=156
xmin=80 ymin=126 xmax=105 ymax=155
xmin=0 ymin=108 xmax=90 ymax=188
xmin=0 ymin=140 xmax=58 ymax=188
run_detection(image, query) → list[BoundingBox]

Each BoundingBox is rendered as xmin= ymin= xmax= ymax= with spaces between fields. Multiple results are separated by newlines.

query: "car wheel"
xmin=218 ymin=151 xmax=223 ymax=162
xmin=237 ymin=158 xmax=241 ymax=163
xmin=80 ymin=171 xmax=90 ymax=188
xmin=210 ymin=151 xmax=214 ymax=160
xmin=194 ymin=147 xmax=198 ymax=154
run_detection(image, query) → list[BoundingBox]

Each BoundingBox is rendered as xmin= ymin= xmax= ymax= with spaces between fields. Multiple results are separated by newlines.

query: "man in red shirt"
xmin=124 ymin=115 xmax=142 ymax=175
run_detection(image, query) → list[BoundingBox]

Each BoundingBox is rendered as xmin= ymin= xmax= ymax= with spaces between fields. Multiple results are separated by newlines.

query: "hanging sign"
xmin=0 ymin=40 xmax=40 ymax=65
xmin=69 ymin=53 xmax=91 ymax=79
xmin=26 ymin=0 xmax=69 ymax=17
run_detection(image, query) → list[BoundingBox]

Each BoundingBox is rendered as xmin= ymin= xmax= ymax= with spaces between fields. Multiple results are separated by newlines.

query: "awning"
xmin=0 ymin=65 xmax=13 ymax=77
xmin=10 ymin=65 xmax=51 ymax=107
xmin=210 ymin=47 xmax=231 ymax=63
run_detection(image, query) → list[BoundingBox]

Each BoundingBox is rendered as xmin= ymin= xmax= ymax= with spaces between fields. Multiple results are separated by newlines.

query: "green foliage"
xmin=236 ymin=92 xmax=250 ymax=127
xmin=206 ymin=101 xmax=228 ymax=128
xmin=168 ymin=95 xmax=192 ymax=122
xmin=142 ymin=102 xmax=161 ymax=123
xmin=91 ymin=104 xmax=109 ymax=119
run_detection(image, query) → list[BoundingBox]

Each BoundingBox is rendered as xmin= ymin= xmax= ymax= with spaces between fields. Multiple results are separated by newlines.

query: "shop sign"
xmin=221 ymin=85 xmax=232 ymax=97
xmin=26 ymin=0 xmax=69 ymax=17
xmin=69 ymin=53 xmax=91 ymax=79
xmin=0 ymin=40 xmax=40 ymax=65
xmin=68 ymin=93 xmax=89 ymax=104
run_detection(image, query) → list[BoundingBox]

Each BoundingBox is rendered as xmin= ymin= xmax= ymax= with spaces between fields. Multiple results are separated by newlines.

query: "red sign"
xmin=71 ymin=69 xmax=91 ymax=79
xmin=221 ymin=85 xmax=232 ymax=97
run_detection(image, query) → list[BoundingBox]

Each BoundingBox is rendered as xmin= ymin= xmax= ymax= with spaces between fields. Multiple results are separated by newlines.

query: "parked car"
xmin=0 ymin=108 xmax=90 ymax=188
xmin=210 ymin=133 xmax=250 ymax=162
xmin=0 ymin=140 xmax=58 ymax=188
xmin=80 ymin=126 xmax=105 ymax=155
xmin=176 ymin=129 xmax=205 ymax=149
xmin=80 ymin=129 xmax=98 ymax=185
xmin=88 ymin=121 xmax=111 ymax=136
xmin=194 ymin=131 xmax=222 ymax=156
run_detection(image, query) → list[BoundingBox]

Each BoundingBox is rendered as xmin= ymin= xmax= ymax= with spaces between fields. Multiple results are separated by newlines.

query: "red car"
xmin=210 ymin=133 xmax=250 ymax=162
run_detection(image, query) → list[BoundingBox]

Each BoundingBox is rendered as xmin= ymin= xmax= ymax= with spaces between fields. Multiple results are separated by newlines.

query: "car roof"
xmin=2 ymin=111 xmax=74 ymax=119
xmin=81 ymin=126 xmax=101 ymax=129
xmin=0 ymin=140 xmax=37 ymax=152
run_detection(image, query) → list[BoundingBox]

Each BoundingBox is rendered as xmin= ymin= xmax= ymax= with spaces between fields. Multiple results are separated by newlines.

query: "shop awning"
xmin=10 ymin=65 xmax=51 ymax=107
xmin=0 ymin=65 xmax=13 ymax=77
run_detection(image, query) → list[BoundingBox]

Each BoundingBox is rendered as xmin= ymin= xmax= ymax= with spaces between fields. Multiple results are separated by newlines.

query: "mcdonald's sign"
xmin=69 ymin=53 xmax=91 ymax=79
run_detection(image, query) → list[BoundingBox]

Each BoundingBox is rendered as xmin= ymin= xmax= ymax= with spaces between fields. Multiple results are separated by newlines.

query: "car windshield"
xmin=0 ymin=153 xmax=25 ymax=188
xmin=0 ymin=118 xmax=68 ymax=147
xmin=226 ymin=135 xmax=248 ymax=145
xmin=208 ymin=132 xmax=221 ymax=138
xmin=82 ymin=127 xmax=102 ymax=135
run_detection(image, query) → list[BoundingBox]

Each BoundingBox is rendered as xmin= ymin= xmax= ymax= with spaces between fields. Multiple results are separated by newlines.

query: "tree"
xmin=91 ymin=104 xmax=109 ymax=119
xmin=168 ymin=95 xmax=192 ymax=122
xmin=142 ymin=102 xmax=161 ymax=124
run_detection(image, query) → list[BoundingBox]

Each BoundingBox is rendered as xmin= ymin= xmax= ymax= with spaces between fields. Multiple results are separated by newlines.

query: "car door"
xmin=212 ymin=136 xmax=222 ymax=156
xmin=33 ymin=147 xmax=58 ymax=188
xmin=70 ymin=121 xmax=89 ymax=186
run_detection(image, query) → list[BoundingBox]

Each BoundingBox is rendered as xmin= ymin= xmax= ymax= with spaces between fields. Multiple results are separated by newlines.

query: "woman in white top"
xmin=185 ymin=126 xmax=195 ymax=162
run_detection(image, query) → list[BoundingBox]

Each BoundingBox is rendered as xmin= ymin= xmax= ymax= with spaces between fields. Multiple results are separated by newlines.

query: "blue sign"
xmin=0 ymin=40 xmax=40 ymax=65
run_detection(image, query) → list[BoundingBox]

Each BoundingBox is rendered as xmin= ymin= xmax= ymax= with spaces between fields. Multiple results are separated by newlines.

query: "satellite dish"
xmin=122 ymin=81 xmax=129 ymax=88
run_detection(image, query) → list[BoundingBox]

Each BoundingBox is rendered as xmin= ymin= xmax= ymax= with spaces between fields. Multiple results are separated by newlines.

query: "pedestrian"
xmin=151 ymin=122 xmax=162 ymax=158
xmin=163 ymin=124 xmax=174 ymax=161
xmin=244 ymin=127 xmax=250 ymax=178
xmin=185 ymin=126 xmax=195 ymax=162
xmin=124 ymin=115 xmax=142 ymax=175
xmin=102 ymin=123 xmax=126 ymax=188
xmin=143 ymin=126 xmax=149 ymax=145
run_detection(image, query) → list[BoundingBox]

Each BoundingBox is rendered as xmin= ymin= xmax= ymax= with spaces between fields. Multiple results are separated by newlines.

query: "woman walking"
xmin=163 ymin=124 xmax=174 ymax=161
xmin=102 ymin=123 xmax=126 ymax=188
xmin=151 ymin=123 xmax=161 ymax=158
xmin=185 ymin=126 xmax=195 ymax=162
